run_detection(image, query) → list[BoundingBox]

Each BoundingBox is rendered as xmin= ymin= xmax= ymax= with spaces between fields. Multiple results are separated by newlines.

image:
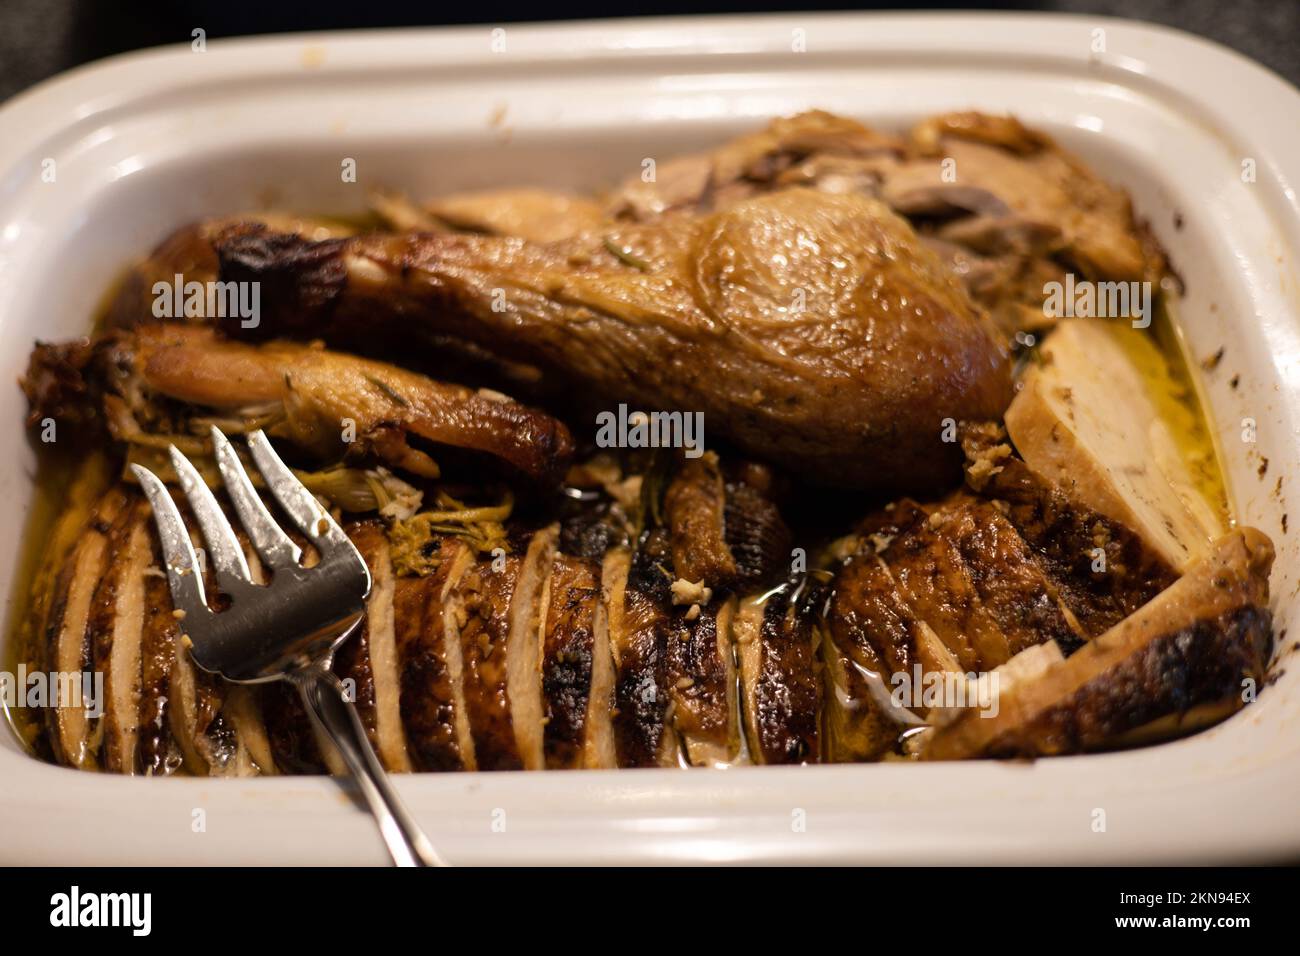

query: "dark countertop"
xmin=1 ymin=1 xmax=1296 ymax=104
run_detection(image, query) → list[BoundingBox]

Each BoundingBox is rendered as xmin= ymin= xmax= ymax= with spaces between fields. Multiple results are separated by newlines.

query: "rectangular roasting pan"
xmin=0 ymin=12 xmax=1298 ymax=865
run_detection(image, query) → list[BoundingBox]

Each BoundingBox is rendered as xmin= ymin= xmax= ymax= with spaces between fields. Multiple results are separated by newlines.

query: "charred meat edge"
xmin=922 ymin=529 xmax=1273 ymax=759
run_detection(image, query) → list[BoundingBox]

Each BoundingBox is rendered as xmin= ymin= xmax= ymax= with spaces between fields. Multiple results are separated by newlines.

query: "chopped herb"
xmin=366 ymin=374 xmax=410 ymax=407
xmin=389 ymin=490 xmax=514 ymax=575
xmin=603 ymin=236 xmax=650 ymax=272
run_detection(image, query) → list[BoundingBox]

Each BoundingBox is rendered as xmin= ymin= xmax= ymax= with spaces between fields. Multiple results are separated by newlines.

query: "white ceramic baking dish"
xmin=0 ymin=12 xmax=1297 ymax=865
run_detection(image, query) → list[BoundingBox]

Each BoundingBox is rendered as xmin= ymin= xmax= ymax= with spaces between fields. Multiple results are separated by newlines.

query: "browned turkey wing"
xmin=23 ymin=324 xmax=574 ymax=487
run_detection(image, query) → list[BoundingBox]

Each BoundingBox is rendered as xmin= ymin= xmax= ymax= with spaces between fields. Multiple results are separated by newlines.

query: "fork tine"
xmin=168 ymin=444 xmax=254 ymax=593
xmin=131 ymin=463 xmax=209 ymax=620
xmin=245 ymin=430 xmax=351 ymax=550
xmin=210 ymin=427 xmax=303 ymax=570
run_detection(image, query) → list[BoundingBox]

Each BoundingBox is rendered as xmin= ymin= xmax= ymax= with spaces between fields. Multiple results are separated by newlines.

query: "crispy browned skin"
xmin=611 ymin=580 xmax=678 ymax=768
xmin=22 ymin=324 xmax=574 ymax=487
xmin=394 ymin=546 xmax=469 ymax=772
xmin=603 ymin=110 xmax=1166 ymax=338
xmin=882 ymin=500 xmax=1011 ymax=671
xmin=747 ymin=585 xmax=822 ymax=764
xmin=331 ymin=639 xmax=375 ymax=748
xmin=664 ymin=452 xmax=737 ymax=587
xmin=139 ymin=530 xmax=183 ymax=775
xmin=540 ymin=554 xmax=601 ymax=769
xmin=101 ymin=216 xmax=358 ymax=330
xmin=455 ymin=556 xmax=524 ymax=771
xmin=821 ymin=531 xmax=941 ymax=762
xmin=822 ymin=482 xmax=1114 ymax=758
xmin=28 ymin=477 xmax=1276 ymax=772
xmin=333 ymin=524 xmax=384 ymax=755
xmin=933 ymin=496 xmax=1085 ymax=655
xmin=39 ymin=490 xmax=125 ymax=768
xmin=1004 ymin=607 xmax=1269 ymax=752
xmin=214 ymin=187 xmax=1013 ymax=493
xmin=829 ymin=474 xmax=1164 ymax=672
xmin=87 ymin=499 xmax=146 ymax=773
xmin=663 ymin=599 xmax=735 ymax=764
xmin=21 ymin=338 xmax=100 ymax=432
xmin=960 ymin=423 xmax=1177 ymax=635
xmin=334 ymin=523 xmax=415 ymax=772
xmin=828 ymin=554 xmax=922 ymax=681
xmin=923 ymin=529 xmax=1274 ymax=759
xmin=869 ymin=492 xmax=1085 ymax=669
xmin=135 ymin=324 xmax=571 ymax=485
xmin=721 ymin=478 xmax=792 ymax=592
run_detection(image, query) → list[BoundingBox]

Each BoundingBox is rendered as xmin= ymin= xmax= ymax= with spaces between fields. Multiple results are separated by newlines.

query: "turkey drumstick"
xmin=214 ymin=189 xmax=1013 ymax=493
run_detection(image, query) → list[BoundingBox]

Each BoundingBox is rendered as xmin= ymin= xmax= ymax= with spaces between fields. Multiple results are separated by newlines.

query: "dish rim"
xmin=0 ymin=12 xmax=1298 ymax=865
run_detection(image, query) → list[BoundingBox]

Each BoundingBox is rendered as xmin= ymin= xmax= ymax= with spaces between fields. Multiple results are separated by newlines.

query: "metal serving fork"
xmin=131 ymin=426 xmax=440 ymax=867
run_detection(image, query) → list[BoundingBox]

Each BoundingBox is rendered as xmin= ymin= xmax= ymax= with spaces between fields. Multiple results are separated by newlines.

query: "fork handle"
xmin=294 ymin=666 xmax=443 ymax=867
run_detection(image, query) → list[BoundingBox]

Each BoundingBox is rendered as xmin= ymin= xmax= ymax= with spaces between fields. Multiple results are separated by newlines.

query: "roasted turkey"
xmin=212 ymin=187 xmax=1012 ymax=494
xmin=18 ymin=417 xmax=1272 ymax=774
xmin=11 ymin=111 xmax=1277 ymax=777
